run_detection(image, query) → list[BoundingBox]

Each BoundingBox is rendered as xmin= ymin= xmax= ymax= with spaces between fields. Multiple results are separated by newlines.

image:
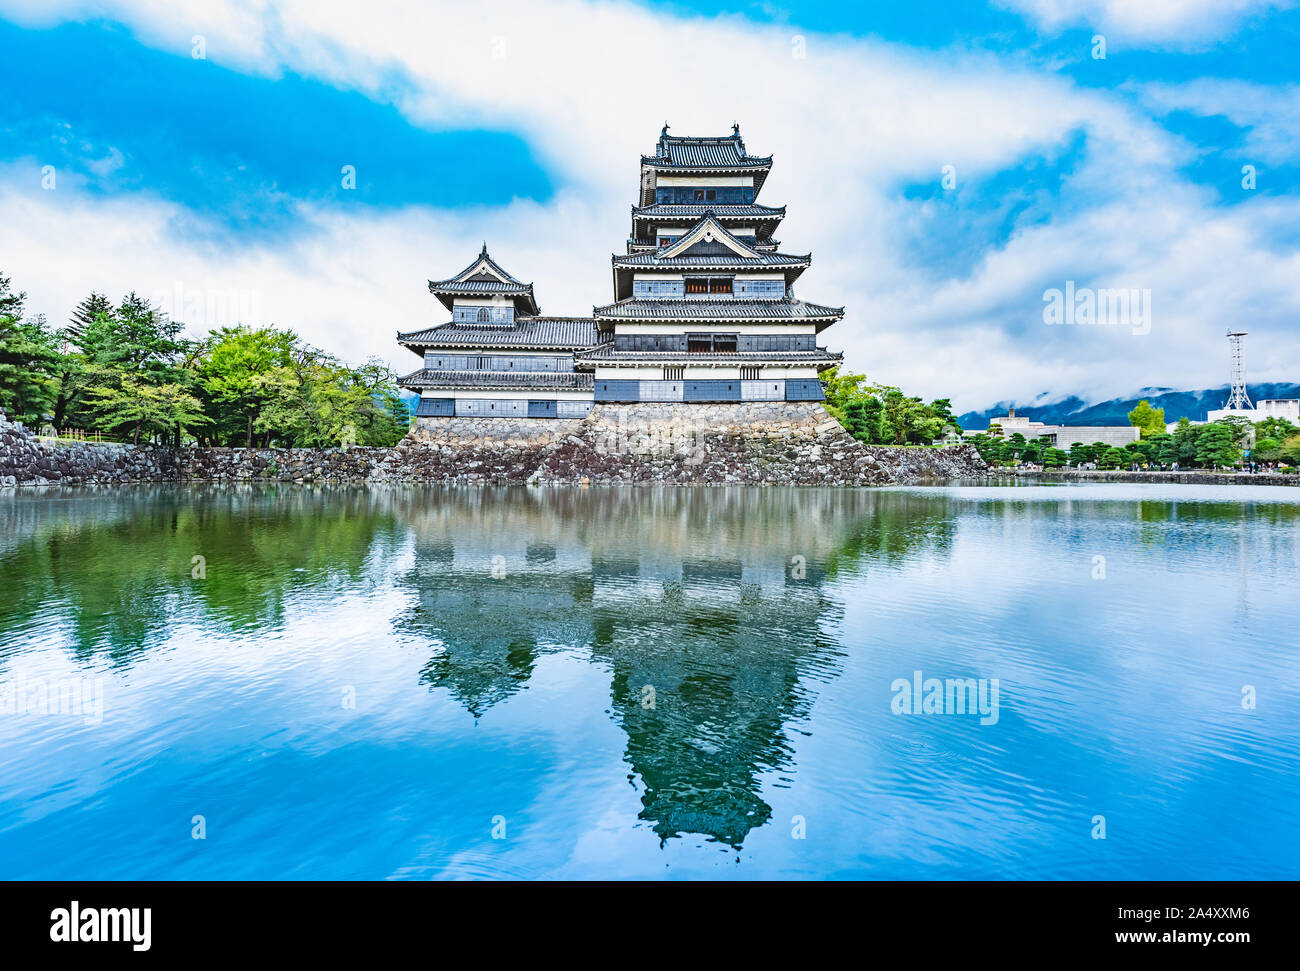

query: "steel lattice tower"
xmin=1225 ymin=331 xmax=1253 ymax=410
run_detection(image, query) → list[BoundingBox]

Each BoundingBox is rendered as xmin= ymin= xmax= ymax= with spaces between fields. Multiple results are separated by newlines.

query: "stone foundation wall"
xmin=0 ymin=410 xmax=382 ymax=486
xmin=529 ymin=402 xmax=982 ymax=486
xmin=583 ymin=401 xmax=839 ymax=436
xmin=1 ymin=414 xmax=176 ymax=486
xmin=410 ymin=415 xmax=586 ymax=446
xmin=2 ymin=406 xmax=987 ymax=489
xmin=177 ymin=447 xmax=385 ymax=483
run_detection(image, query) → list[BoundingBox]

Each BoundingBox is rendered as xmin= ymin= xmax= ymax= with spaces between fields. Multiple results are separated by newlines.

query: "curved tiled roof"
xmin=641 ymin=129 xmax=772 ymax=169
xmin=593 ymin=298 xmax=844 ymax=321
xmin=431 ymin=244 xmax=526 ymax=287
xmin=575 ymin=345 xmax=842 ymax=364
xmin=398 ymin=369 xmax=594 ymax=390
xmin=428 ymin=280 xmax=530 ymax=294
xmin=398 ymin=316 xmax=597 ymax=350
xmin=613 ymin=251 xmax=809 ymax=268
xmin=631 ymin=204 xmax=785 ymax=220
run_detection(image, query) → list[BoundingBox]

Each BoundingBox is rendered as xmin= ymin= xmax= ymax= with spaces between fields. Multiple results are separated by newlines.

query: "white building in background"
xmin=965 ymin=409 xmax=1139 ymax=450
xmin=1165 ymin=399 xmax=1300 ymax=433
xmin=1204 ymin=398 xmax=1300 ymax=425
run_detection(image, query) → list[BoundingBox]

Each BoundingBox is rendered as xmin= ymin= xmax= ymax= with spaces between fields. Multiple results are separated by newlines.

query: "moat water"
xmin=1 ymin=483 xmax=1297 ymax=879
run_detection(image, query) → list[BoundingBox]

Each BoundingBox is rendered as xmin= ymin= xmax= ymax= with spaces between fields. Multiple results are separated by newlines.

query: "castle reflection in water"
xmin=394 ymin=487 xmax=944 ymax=847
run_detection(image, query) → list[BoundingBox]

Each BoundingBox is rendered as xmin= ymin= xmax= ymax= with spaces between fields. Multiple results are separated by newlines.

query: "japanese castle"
xmin=397 ymin=125 xmax=844 ymax=420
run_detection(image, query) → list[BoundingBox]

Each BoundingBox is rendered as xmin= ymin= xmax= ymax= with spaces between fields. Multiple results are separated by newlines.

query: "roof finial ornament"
xmin=480 ymin=240 xmax=488 ymax=255
xmin=732 ymin=121 xmax=740 ymax=135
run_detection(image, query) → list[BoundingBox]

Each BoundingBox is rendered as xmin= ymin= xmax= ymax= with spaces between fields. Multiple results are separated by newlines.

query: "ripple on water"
xmin=0 ymin=483 xmax=1298 ymax=879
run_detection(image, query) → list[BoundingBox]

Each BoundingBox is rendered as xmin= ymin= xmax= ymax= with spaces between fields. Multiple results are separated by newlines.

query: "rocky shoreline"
xmin=2 ymin=404 xmax=987 ymax=489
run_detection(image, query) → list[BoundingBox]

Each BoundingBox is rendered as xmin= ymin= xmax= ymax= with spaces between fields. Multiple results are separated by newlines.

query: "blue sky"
xmin=2 ymin=0 xmax=1298 ymax=409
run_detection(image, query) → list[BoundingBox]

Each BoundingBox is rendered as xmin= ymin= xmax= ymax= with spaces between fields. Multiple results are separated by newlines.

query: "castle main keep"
xmin=397 ymin=125 xmax=845 ymax=431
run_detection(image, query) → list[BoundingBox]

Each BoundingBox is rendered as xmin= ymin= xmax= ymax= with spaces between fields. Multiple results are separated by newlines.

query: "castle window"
xmin=684 ymin=276 xmax=733 ymax=295
xmin=740 ymin=366 xmax=760 ymax=380
xmin=713 ymin=334 xmax=738 ymax=354
xmin=477 ymin=308 xmax=489 ymax=322
xmin=664 ymin=366 xmax=684 ymax=380
xmin=705 ymin=189 xmax=716 ymax=201
xmin=634 ymin=279 xmax=685 ymax=298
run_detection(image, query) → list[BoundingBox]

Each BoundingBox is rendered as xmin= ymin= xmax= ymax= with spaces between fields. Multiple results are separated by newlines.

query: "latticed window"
xmin=687 ymin=333 xmax=739 ymax=354
xmin=740 ymin=366 xmax=760 ymax=380
xmin=663 ymin=366 xmax=684 ymax=380
xmin=685 ymin=278 xmax=710 ymax=294
xmin=454 ymin=306 xmax=514 ymax=324
xmin=735 ymin=279 xmax=784 ymax=297
xmin=633 ymin=279 xmax=684 ymax=297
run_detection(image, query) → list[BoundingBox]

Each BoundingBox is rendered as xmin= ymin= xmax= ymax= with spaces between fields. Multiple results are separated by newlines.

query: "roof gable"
xmin=659 ymin=214 xmax=759 ymax=260
xmin=436 ymin=244 xmax=525 ymax=287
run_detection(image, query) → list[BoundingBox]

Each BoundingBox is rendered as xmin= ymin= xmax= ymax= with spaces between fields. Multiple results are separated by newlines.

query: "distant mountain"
xmin=957 ymin=383 xmax=1300 ymax=430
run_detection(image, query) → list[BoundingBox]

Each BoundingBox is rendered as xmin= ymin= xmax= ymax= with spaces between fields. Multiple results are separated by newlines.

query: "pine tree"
xmin=0 ymin=271 xmax=25 ymax=321
xmin=68 ymin=291 xmax=114 ymax=341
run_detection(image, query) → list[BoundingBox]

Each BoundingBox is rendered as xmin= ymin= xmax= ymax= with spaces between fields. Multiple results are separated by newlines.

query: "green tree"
xmin=1169 ymin=418 xmax=1200 ymax=467
xmin=1043 ymin=447 xmax=1069 ymax=468
xmin=1127 ymin=399 xmax=1166 ymax=438
xmin=0 ymin=271 xmax=25 ymax=320
xmin=1097 ymin=447 xmax=1126 ymax=470
xmin=1218 ymin=415 xmax=1254 ymax=449
xmin=0 ymin=273 xmax=62 ymax=423
xmin=1196 ymin=423 xmax=1241 ymax=468
xmin=68 ymin=291 xmax=114 ymax=341
xmin=821 ymin=367 xmax=870 ymax=425
xmin=201 ymin=326 xmax=298 ymax=447
xmin=1278 ymin=434 xmax=1300 ymax=465
xmin=821 ymin=368 xmax=955 ymax=446
xmin=966 ymin=433 xmax=1003 ymax=464
xmin=0 ymin=317 xmax=61 ymax=423
xmin=1254 ymin=436 xmax=1282 ymax=462
xmin=1256 ymin=416 xmax=1298 ymax=444
xmin=86 ymin=378 xmax=209 ymax=445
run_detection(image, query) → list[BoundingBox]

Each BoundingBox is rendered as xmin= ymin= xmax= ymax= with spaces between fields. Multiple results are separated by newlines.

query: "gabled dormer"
xmin=610 ymin=213 xmax=810 ymax=300
xmin=428 ymin=244 xmax=541 ymax=320
xmin=659 ymin=213 xmax=762 ymax=260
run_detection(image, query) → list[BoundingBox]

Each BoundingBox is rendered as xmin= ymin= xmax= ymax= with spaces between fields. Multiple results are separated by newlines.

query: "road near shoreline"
xmin=1009 ymin=469 xmax=1299 ymax=487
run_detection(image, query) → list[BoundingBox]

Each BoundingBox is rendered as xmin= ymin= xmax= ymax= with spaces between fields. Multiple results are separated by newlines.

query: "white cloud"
xmin=1138 ymin=80 xmax=1300 ymax=165
xmin=997 ymin=0 xmax=1292 ymax=46
xmin=2 ymin=0 xmax=1299 ymax=410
